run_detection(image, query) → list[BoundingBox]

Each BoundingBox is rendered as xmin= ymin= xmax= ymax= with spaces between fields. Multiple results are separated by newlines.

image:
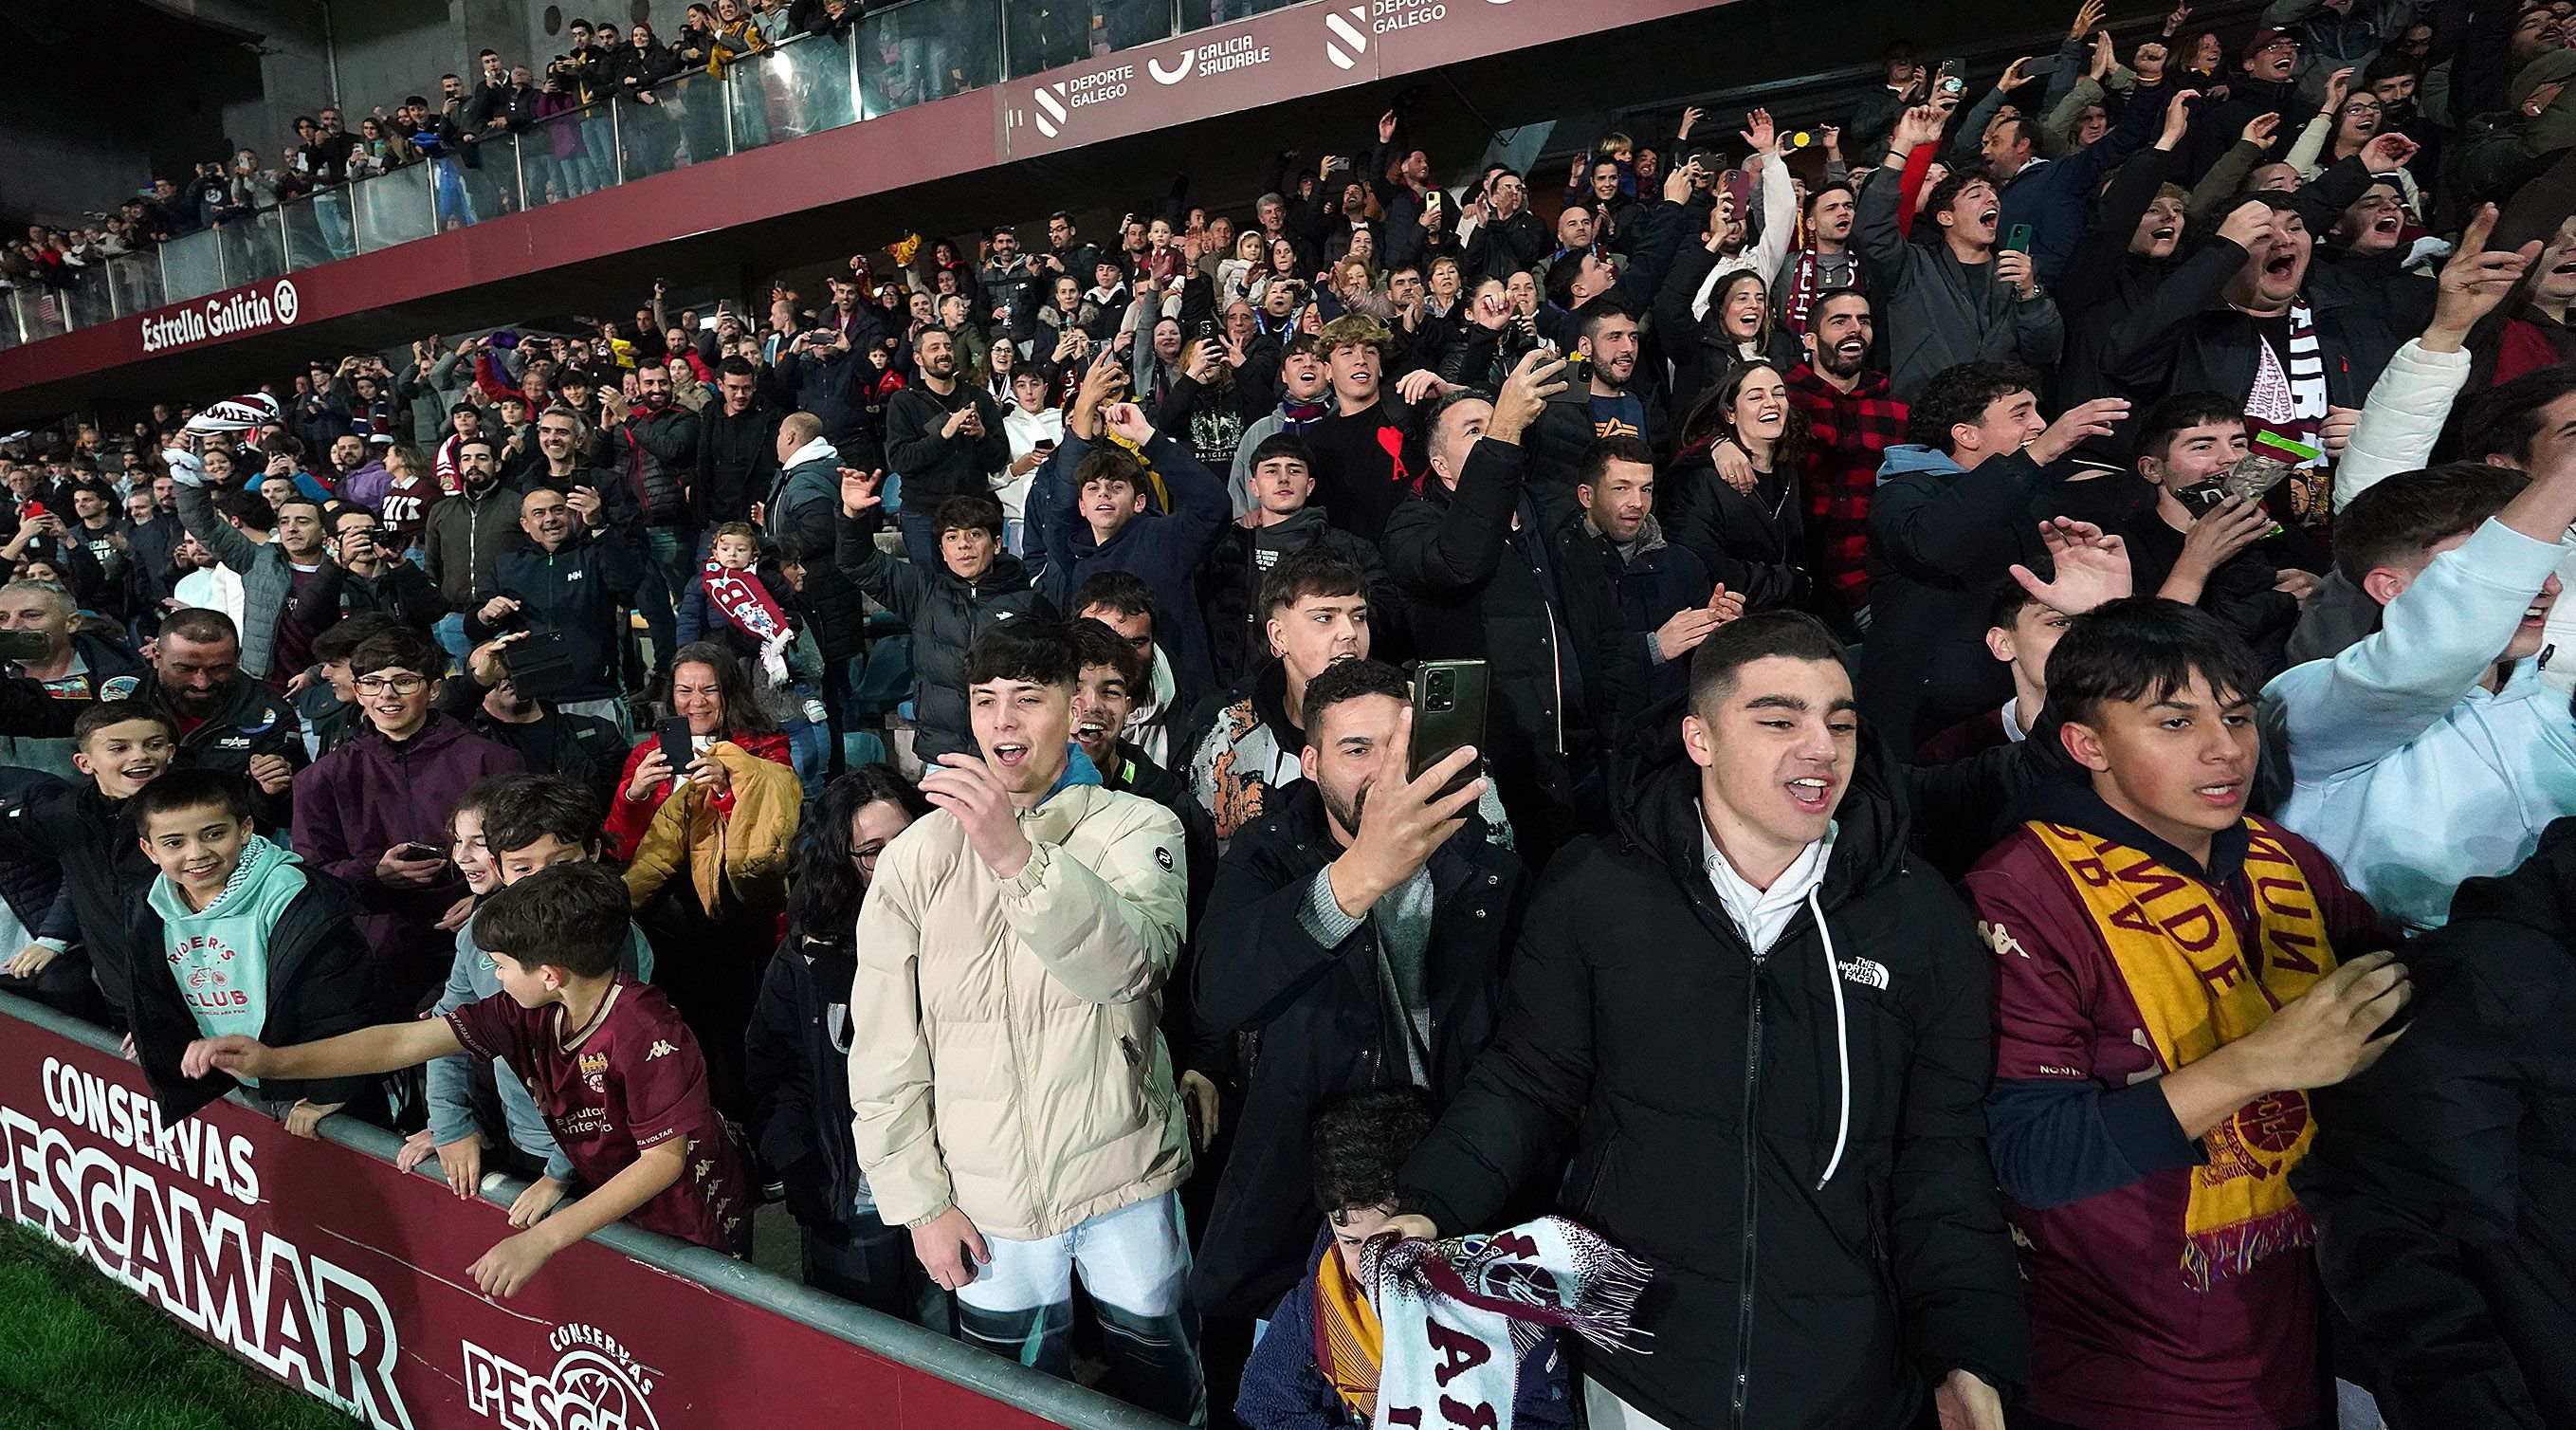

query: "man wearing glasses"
xmin=292 ymin=625 xmax=526 ymax=1012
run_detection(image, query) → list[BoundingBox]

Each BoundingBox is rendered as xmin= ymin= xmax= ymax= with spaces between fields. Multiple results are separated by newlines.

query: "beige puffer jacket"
xmin=849 ymin=784 xmax=1192 ymax=1240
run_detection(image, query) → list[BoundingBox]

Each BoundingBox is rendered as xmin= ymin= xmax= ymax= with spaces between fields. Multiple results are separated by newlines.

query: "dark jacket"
xmin=290 ymin=713 xmax=525 ymax=1005
xmin=1383 ymin=438 xmax=1616 ymax=850
xmin=1193 ymin=780 xmax=1526 ymax=1320
xmin=1661 ymin=451 xmax=1806 ymax=614
xmin=1397 ymin=742 xmax=2027 ymax=1430
xmin=1854 ymin=165 xmax=2066 ymax=403
xmin=883 ymin=381 xmax=1009 ymax=509
xmin=473 ymin=528 xmax=650 ymax=703
xmin=0 ymin=779 xmax=155 ymax=1021
xmin=126 ymin=868 xmax=378 ymax=1123
xmin=1525 ymin=383 xmax=1671 ymax=492
xmin=137 ymin=670 xmax=308 ymax=833
xmin=835 ymin=510 xmax=1051 ymax=761
xmin=2098 ymin=235 xmax=2395 ymax=418
xmin=1994 ymin=83 xmax=2163 ymax=288
xmin=695 ymin=400 xmax=784 ymax=527
xmin=766 ymin=449 xmax=841 ymax=558
xmin=422 ymin=477 xmax=527 ymax=607
xmin=2296 ymin=816 xmax=2576 ymax=1430
xmin=744 ymin=933 xmax=869 ymax=1242
xmin=1039 ymin=431 xmax=1232 ymax=697
xmin=773 ymin=344 xmax=889 ymax=468
xmin=618 ymin=402 xmax=700 ymax=526
xmin=1555 ymin=513 xmax=1716 ymax=715
xmin=1199 ymin=509 xmax=1398 ymax=687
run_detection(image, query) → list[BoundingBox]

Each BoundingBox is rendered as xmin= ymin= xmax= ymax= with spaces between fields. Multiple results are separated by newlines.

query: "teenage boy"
xmin=835 ymin=480 xmax=1050 ymax=762
xmin=1919 ymin=584 xmax=2069 ymax=763
xmin=2268 ymin=449 xmax=2576 ymax=929
xmin=128 ymin=769 xmax=379 ymax=1132
xmin=1192 ymin=658 xmax=1525 ymax=1336
xmin=418 ymin=776 xmax=654 ymax=1230
xmin=183 ymin=860 xmax=753 ymax=1297
xmin=1966 ymin=597 xmax=2401 ymax=1430
xmin=1234 ymin=1089 xmax=1572 ymax=1430
xmin=2114 ymin=394 xmax=2310 ymax=673
xmin=1072 ymin=617 xmax=1215 ymax=917
xmin=1179 ymin=549 xmax=1373 ymax=847
xmin=850 ymin=622 xmax=1201 ymax=1421
xmin=1040 ymin=401 xmax=1231 ymax=699
xmin=1204 ymin=433 xmax=1398 ymax=685
xmin=1862 ymin=362 xmax=2126 ymax=744
xmin=292 ymin=628 xmax=523 ymax=1009
xmin=0 ymin=701 xmax=177 ymax=1021
xmin=1076 ymin=572 xmax=1181 ymax=766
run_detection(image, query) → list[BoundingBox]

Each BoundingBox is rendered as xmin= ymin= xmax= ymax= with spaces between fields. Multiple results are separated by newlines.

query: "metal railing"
xmin=1 ymin=0 xmax=1274 ymax=350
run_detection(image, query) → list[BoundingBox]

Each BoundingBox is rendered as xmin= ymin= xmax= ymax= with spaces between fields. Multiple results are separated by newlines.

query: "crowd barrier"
xmin=0 ymin=991 xmax=1180 ymax=1430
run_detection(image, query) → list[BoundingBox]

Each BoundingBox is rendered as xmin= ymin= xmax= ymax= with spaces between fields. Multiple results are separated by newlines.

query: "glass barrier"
xmin=737 ymin=32 xmax=858 ymax=148
xmin=32 ymin=0 xmax=1322 ymax=348
xmin=861 ymin=0 xmax=1003 ymax=118
xmin=351 ymin=162 xmax=440 ymax=249
xmin=0 ymin=289 xmax=21 ymax=350
xmin=159 ymin=228 xmax=228 ymax=303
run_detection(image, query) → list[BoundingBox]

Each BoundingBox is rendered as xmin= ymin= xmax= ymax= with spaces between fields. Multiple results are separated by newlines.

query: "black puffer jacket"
xmin=744 ymin=934 xmax=868 ymax=1243
xmin=1399 ymin=738 xmax=2027 ymax=1430
xmin=1198 ymin=508 xmax=1401 ymax=686
xmin=1191 ymin=781 xmax=1527 ymax=1321
xmin=833 ymin=509 xmax=1052 ymax=761
xmin=0 ymin=779 xmax=155 ymax=1022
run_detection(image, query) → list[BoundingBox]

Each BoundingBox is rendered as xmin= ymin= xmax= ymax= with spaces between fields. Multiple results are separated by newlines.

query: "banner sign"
xmin=138 ymin=280 xmax=302 ymax=356
xmin=0 ymin=1005 xmax=1087 ymax=1430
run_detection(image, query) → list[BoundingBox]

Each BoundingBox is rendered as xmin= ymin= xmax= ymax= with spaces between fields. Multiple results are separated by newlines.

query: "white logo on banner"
xmin=139 ymin=278 xmax=302 ymax=355
xmin=1325 ymin=6 xmax=1370 ymax=67
xmin=465 ymin=1324 xmax=662 ymax=1430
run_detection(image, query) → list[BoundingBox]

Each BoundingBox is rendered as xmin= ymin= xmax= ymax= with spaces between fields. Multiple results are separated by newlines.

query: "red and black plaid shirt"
xmin=1786 ymin=362 xmax=1907 ymax=612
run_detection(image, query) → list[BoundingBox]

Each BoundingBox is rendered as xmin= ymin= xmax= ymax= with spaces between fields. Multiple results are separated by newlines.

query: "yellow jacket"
xmin=623 ymin=740 xmax=801 ymax=912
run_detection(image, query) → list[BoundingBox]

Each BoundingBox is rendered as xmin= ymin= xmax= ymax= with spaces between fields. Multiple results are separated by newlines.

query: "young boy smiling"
xmin=184 ymin=860 xmax=751 ymax=1298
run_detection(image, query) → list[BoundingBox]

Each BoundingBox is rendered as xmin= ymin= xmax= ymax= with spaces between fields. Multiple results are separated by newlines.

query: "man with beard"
xmin=440 ymin=632 xmax=630 ymax=803
xmin=694 ymin=358 xmax=782 ymax=528
xmin=137 ymin=609 xmax=306 ymax=830
xmin=613 ymin=359 xmax=700 ymax=672
xmin=884 ymin=328 xmax=1010 ymax=567
xmin=1526 ymin=305 xmax=1666 ymax=489
xmin=1189 ymin=656 xmax=1525 ymax=1354
xmin=469 ymin=483 xmax=645 ymax=734
xmin=1787 ymin=290 xmax=1909 ymax=620
xmin=2103 ymin=193 xmax=2410 ymax=540
xmin=171 ymin=452 xmax=332 ymax=694
xmin=1776 ymin=181 xmax=1864 ymax=338
xmin=1860 ymin=104 xmax=2065 ymax=402
xmin=423 ymin=436 xmax=526 ymax=656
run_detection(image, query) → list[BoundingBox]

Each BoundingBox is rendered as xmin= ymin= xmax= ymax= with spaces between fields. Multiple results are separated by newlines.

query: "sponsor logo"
xmin=1 ymin=1057 xmax=411 ymax=1429
xmin=644 ymin=1040 xmax=676 ymax=1061
xmin=464 ymin=1323 xmax=660 ymax=1430
xmin=1324 ymin=5 xmax=1369 ymax=67
xmin=140 ymin=279 xmax=302 ymax=356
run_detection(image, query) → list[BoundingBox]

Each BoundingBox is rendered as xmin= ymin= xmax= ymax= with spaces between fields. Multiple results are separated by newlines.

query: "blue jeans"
xmin=894 ymin=508 xmax=941 ymax=569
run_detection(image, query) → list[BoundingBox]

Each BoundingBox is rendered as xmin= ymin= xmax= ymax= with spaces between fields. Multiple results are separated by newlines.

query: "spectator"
xmin=613 ymin=359 xmax=703 ymax=667
xmin=746 ymin=765 xmax=947 ymax=1328
xmin=849 ymin=622 xmax=1200 ymax=1419
xmin=1303 ymin=316 xmax=1427 ymax=541
xmin=2267 ymin=453 xmax=2576 ymax=929
xmin=469 ymin=481 xmax=645 ymax=733
xmin=1526 ymin=306 xmax=1667 ymax=489
xmin=835 ymin=480 xmax=1050 ymax=762
xmin=127 ymin=768 xmax=379 ymax=1132
xmin=1203 ymin=433 xmax=1397 ymax=686
xmin=134 ymin=609 xmax=305 ymax=831
xmin=1192 ymin=656 xmax=1526 ymax=1332
xmin=1783 ymin=289 xmax=1908 ymax=618
xmin=2115 ymin=393 xmax=2311 ymax=673
xmin=884 ymin=328 xmax=1011 ymax=566
xmin=1041 ymin=402 xmax=1232 ymax=698
xmin=1661 ymin=365 xmax=1803 ymax=618
xmin=0 ymin=702 xmax=176 ymax=1021
xmin=1859 ymin=363 xmax=2124 ymax=744
xmin=437 ymin=631 xmax=633 ymax=801
xmin=311 ymin=507 xmax=443 ymax=634
xmin=290 ymin=627 xmax=524 ymax=1008
xmin=764 ymin=412 xmax=842 ymax=557
xmin=1388 ymin=612 xmax=2024 ymax=1430
xmin=1967 ymin=596 xmax=2394 ymax=1430
xmin=1180 ymin=549 xmax=1375 ymax=848
xmin=1860 ymin=104 xmax=2068 ymax=401
xmin=183 ymin=859 xmax=757 ymax=1295
xmin=423 ymin=436 xmax=526 ymax=653
xmin=607 ymin=641 xmax=801 ymax=1117
xmin=1074 ymin=571 xmax=1183 ymax=767
xmin=167 ymin=454 xmax=326 ymax=692
xmin=696 ymin=358 xmax=784 ymax=528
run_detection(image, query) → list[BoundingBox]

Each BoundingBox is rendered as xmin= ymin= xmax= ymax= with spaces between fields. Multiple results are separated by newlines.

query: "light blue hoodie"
xmin=1873 ymin=443 xmax=1969 ymax=485
xmin=424 ymin=909 xmax=655 ymax=1181
xmin=2265 ymin=518 xmax=2576 ymax=928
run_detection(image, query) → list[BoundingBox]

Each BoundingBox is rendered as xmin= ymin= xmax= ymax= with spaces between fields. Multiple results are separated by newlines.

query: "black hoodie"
xmin=2296 ymin=815 xmax=2576 ymax=1429
xmin=1398 ymin=735 xmax=2026 ymax=1430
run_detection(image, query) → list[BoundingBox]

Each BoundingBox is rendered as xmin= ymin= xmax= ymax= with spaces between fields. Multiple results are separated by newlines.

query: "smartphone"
xmin=20 ymin=502 xmax=44 ymax=521
xmin=656 ymin=715 xmax=696 ymax=777
xmin=2004 ymin=224 xmax=2035 ymax=254
xmin=1194 ymin=319 xmax=1220 ymax=344
xmin=1936 ymin=58 xmax=1966 ymax=96
xmin=1562 ymin=346 xmax=1594 ymax=383
xmin=1409 ymin=659 xmax=1489 ymax=800
xmin=394 ymin=841 xmax=443 ymax=862
xmin=1719 ymin=169 xmax=1755 ymax=222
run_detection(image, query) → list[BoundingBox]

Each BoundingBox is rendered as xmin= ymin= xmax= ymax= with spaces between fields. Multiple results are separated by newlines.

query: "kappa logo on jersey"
xmin=1836 ymin=956 xmax=1891 ymax=992
xmin=645 ymin=1040 xmax=676 ymax=1060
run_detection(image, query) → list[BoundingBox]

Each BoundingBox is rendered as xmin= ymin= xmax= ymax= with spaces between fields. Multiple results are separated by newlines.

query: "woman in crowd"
xmin=1664 ymin=358 xmax=1811 ymax=614
xmin=606 ymin=641 xmax=801 ymax=1119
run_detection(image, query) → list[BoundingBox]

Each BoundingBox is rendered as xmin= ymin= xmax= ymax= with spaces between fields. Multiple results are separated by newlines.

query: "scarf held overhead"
xmin=2025 ymin=819 xmax=2336 ymax=1290
xmin=1365 ymin=1217 xmax=1650 ymax=1430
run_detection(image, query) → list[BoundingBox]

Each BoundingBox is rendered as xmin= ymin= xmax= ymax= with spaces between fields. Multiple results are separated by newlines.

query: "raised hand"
xmin=837 ymin=467 xmax=886 ymax=516
xmin=2240 ymin=112 xmax=2282 ymax=150
xmin=1740 ymin=106 xmax=1778 ymax=156
xmin=2010 ymin=518 xmax=2132 ymax=614
xmin=2028 ymin=396 xmax=2131 ymax=465
xmin=2424 ymin=205 xmax=2542 ymax=350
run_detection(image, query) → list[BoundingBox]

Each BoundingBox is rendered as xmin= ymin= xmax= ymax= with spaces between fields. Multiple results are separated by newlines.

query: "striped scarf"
xmin=2241 ymin=301 xmax=2332 ymax=533
xmin=2024 ymin=819 xmax=2335 ymax=1289
xmin=1368 ymin=1218 xmax=1650 ymax=1430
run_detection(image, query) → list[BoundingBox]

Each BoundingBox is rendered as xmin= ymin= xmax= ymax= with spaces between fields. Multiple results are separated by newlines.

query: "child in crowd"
xmin=183 ymin=860 xmax=751 ymax=1298
xmin=0 ymin=700 xmax=177 ymax=1023
xmin=403 ymin=774 xmax=655 ymax=1227
xmin=126 ymin=768 xmax=379 ymax=1133
xmin=677 ymin=519 xmax=828 ymax=785
xmin=1235 ymin=1088 xmax=1572 ymax=1430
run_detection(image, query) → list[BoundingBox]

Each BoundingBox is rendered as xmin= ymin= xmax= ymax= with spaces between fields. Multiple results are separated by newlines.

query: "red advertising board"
xmin=0 ymin=1000 xmax=1141 ymax=1430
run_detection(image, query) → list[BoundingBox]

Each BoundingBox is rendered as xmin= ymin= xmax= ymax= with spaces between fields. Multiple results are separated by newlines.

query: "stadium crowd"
xmin=2 ymin=0 xmax=2575 ymax=1425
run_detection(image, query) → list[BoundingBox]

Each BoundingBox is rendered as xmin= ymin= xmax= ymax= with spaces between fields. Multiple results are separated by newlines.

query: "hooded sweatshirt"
xmin=1860 ymin=443 xmax=2062 ymax=744
xmin=149 ymin=834 xmax=306 ymax=1064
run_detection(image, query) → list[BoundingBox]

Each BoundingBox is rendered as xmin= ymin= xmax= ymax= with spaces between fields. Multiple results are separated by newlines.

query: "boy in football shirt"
xmin=182 ymin=860 xmax=750 ymax=1297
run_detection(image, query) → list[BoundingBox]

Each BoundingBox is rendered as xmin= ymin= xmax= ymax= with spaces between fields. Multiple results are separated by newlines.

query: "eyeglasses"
xmin=355 ymin=674 xmax=429 ymax=695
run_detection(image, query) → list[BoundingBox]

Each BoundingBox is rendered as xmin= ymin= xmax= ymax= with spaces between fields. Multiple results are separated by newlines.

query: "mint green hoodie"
xmin=148 ymin=835 xmax=309 ymax=1084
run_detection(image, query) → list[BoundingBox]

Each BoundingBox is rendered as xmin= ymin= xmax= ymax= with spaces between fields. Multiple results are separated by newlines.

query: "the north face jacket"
xmin=850 ymin=780 xmax=1193 ymax=1241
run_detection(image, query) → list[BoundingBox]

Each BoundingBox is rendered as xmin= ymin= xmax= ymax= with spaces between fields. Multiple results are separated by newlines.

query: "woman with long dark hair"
xmin=606 ymin=641 xmax=800 ymax=1118
xmin=745 ymin=765 xmax=947 ymax=1326
xmin=1664 ymin=358 xmax=1815 ymax=614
